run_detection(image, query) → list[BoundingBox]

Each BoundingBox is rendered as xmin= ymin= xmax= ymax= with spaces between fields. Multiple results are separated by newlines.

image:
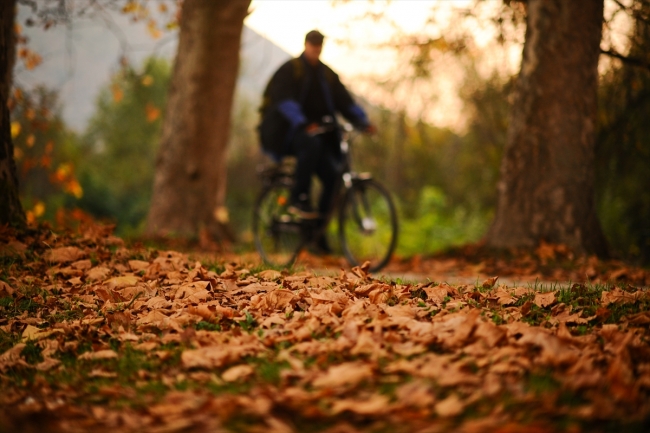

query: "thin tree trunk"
xmin=0 ymin=0 xmax=24 ymax=227
xmin=146 ymin=0 xmax=250 ymax=243
xmin=486 ymin=0 xmax=608 ymax=256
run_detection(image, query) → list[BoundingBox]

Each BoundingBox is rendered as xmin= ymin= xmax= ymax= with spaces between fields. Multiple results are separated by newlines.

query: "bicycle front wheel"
xmin=339 ymin=179 xmax=398 ymax=272
xmin=253 ymin=182 xmax=303 ymax=268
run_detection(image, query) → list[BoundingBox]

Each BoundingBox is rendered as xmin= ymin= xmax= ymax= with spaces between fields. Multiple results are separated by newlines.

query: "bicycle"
xmin=252 ymin=121 xmax=398 ymax=273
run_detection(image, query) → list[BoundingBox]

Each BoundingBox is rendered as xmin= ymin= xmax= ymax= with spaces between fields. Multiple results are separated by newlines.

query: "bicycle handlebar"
xmin=305 ymin=120 xmax=359 ymax=137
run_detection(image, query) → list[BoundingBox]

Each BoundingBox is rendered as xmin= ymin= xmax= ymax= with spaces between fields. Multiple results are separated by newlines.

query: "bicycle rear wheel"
xmin=339 ymin=178 xmax=398 ymax=272
xmin=253 ymin=182 xmax=303 ymax=268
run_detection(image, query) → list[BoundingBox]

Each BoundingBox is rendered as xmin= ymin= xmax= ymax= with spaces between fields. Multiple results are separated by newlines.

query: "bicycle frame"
xmin=254 ymin=120 xmax=397 ymax=270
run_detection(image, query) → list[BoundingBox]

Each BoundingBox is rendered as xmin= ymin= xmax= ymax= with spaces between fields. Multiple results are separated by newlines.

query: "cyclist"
xmin=258 ymin=30 xmax=374 ymax=253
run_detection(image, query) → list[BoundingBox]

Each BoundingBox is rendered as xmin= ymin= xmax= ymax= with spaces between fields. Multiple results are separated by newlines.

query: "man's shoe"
xmin=288 ymin=201 xmax=320 ymax=220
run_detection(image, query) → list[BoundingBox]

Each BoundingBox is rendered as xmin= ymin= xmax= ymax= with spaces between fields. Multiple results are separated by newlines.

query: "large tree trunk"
xmin=146 ymin=0 xmax=250 ymax=242
xmin=0 ymin=0 xmax=24 ymax=227
xmin=486 ymin=0 xmax=608 ymax=256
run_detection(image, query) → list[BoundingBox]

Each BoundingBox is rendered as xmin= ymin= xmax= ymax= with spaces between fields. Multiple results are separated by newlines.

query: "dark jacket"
xmin=258 ymin=54 xmax=369 ymax=155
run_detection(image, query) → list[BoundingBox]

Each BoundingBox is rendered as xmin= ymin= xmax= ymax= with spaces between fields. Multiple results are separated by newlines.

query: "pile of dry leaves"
xmin=1 ymin=224 xmax=649 ymax=432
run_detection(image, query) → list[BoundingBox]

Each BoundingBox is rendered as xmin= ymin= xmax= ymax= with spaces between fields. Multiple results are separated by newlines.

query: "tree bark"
xmin=146 ymin=0 xmax=250 ymax=242
xmin=486 ymin=0 xmax=608 ymax=256
xmin=0 ymin=0 xmax=24 ymax=227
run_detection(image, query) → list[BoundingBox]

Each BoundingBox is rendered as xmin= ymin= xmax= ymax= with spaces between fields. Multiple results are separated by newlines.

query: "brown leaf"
xmin=221 ymin=364 xmax=254 ymax=382
xmin=104 ymin=275 xmax=140 ymax=290
xmin=71 ymin=259 xmax=92 ymax=270
xmin=481 ymin=276 xmax=499 ymax=289
xmin=312 ymin=362 xmax=373 ymax=389
xmin=35 ymin=357 xmax=61 ymax=371
xmin=395 ymin=380 xmax=435 ymax=408
xmin=331 ymin=394 xmax=390 ymax=415
xmin=0 ymin=343 xmax=27 ymax=368
xmin=435 ymin=394 xmax=464 ymax=417
xmin=128 ymin=260 xmax=150 ymax=272
xmin=264 ymin=289 xmax=296 ymax=310
xmin=601 ymin=287 xmax=642 ymax=306
xmin=78 ymin=350 xmax=118 ymax=361
xmin=494 ymin=287 xmax=516 ymax=306
xmin=0 ymin=240 xmax=26 ymax=259
xmin=423 ymin=284 xmax=448 ymax=304
xmin=45 ymin=246 xmax=86 ymax=263
xmin=257 ymin=270 xmax=282 ymax=281
xmin=0 ymin=281 xmax=15 ymax=296
xmin=86 ymin=266 xmax=111 ymax=281
xmin=534 ymin=291 xmax=557 ymax=308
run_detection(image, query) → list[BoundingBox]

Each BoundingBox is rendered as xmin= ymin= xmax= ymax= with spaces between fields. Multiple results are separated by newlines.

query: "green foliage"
xmin=76 ymin=57 xmax=171 ymax=236
xmin=396 ymin=186 xmax=489 ymax=256
xmin=10 ymin=86 xmax=84 ymax=222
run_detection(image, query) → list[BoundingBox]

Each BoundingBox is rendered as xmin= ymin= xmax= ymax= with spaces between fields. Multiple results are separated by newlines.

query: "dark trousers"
xmin=287 ymin=130 xmax=341 ymax=215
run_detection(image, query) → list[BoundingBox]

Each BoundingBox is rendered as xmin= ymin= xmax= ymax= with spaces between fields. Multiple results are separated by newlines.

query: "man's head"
xmin=303 ymin=30 xmax=324 ymax=65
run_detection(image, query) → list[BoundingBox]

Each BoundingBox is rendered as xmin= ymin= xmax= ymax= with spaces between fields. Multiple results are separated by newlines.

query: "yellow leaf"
xmin=65 ymin=179 xmax=83 ymax=198
xmin=112 ymin=83 xmax=124 ymax=103
xmin=122 ymin=1 xmax=138 ymax=13
xmin=21 ymin=325 xmax=62 ymax=342
xmin=26 ymin=134 xmax=35 ymax=148
xmin=10 ymin=121 xmax=21 ymax=138
xmin=145 ymin=103 xmax=160 ymax=122
xmin=141 ymin=74 xmax=154 ymax=86
xmin=24 ymin=51 xmax=42 ymax=70
xmin=33 ymin=201 xmax=45 ymax=217
xmin=13 ymin=146 xmax=23 ymax=160
xmin=147 ymin=20 xmax=162 ymax=39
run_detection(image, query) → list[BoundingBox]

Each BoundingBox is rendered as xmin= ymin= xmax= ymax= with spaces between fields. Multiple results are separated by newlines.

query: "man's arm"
xmin=328 ymin=69 xmax=371 ymax=129
xmin=269 ymin=61 xmax=307 ymax=129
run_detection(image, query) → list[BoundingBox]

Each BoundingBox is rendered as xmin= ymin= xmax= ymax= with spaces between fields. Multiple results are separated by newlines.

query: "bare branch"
xmin=600 ymin=48 xmax=650 ymax=70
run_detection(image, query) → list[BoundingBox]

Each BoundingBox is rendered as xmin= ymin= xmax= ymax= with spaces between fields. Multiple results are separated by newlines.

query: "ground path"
xmin=191 ymin=248 xmax=649 ymax=290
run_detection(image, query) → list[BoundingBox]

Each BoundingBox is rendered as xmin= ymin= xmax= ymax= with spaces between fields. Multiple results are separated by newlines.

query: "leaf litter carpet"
xmin=1 ymin=225 xmax=650 ymax=432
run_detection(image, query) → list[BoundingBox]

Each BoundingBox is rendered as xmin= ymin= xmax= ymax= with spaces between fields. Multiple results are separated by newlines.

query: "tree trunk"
xmin=146 ymin=0 xmax=250 ymax=243
xmin=0 ymin=0 xmax=24 ymax=227
xmin=486 ymin=0 xmax=608 ymax=256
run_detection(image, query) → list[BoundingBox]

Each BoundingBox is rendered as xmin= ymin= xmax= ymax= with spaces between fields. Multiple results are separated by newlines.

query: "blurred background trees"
xmin=8 ymin=0 xmax=650 ymax=264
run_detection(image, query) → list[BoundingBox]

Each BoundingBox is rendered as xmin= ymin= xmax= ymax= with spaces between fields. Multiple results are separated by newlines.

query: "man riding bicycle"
xmin=258 ymin=30 xmax=374 ymax=253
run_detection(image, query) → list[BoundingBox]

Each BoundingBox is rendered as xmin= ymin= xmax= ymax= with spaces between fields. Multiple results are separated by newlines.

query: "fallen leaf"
xmin=258 ymin=270 xmax=282 ymax=280
xmin=222 ymin=364 xmax=254 ymax=382
xmin=104 ymin=275 xmax=140 ymax=290
xmin=312 ymin=362 xmax=373 ymax=389
xmin=534 ymin=291 xmax=557 ymax=308
xmin=128 ymin=260 xmax=150 ymax=272
xmin=45 ymin=246 xmax=86 ymax=263
xmin=424 ymin=285 xmax=449 ymax=304
xmin=86 ymin=266 xmax=111 ymax=281
xmin=21 ymin=325 xmax=62 ymax=342
xmin=331 ymin=394 xmax=390 ymax=415
xmin=0 ymin=281 xmax=15 ymax=296
xmin=78 ymin=350 xmax=118 ymax=361
xmin=35 ymin=358 xmax=61 ymax=371
xmin=482 ymin=276 xmax=499 ymax=289
xmin=435 ymin=394 xmax=464 ymax=417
